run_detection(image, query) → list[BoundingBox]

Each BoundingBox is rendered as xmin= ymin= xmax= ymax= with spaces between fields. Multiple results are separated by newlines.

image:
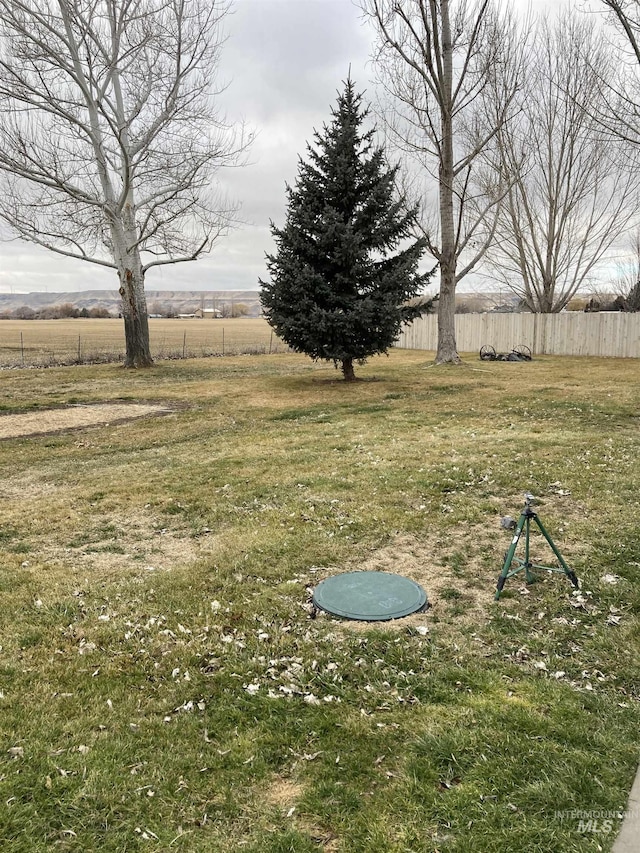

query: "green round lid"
xmin=312 ymin=571 xmax=427 ymax=621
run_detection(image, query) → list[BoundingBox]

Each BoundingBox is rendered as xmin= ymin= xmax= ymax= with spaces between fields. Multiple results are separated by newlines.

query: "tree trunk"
xmin=342 ymin=357 xmax=356 ymax=381
xmin=435 ymin=267 xmax=459 ymax=363
xmin=435 ymin=0 xmax=460 ymax=365
xmin=111 ymin=203 xmax=153 ymax=368
xmin=119 ymin=266 xmax=153 ymax=367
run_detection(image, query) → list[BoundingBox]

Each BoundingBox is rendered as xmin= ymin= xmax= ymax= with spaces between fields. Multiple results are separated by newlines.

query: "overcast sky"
xmin=0 ymin=0 xmax=569 ymax=295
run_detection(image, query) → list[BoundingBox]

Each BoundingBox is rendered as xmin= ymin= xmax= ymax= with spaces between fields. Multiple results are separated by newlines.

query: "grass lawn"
xmin=0 ymin=349 xmax=638 ymax=852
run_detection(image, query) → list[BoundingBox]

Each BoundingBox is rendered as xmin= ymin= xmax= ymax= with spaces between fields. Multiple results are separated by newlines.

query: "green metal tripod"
xmin=495 ymin=494 xmax=579 ymax=600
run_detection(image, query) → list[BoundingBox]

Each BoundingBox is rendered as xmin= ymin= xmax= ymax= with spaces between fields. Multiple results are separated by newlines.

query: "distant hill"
xmin=0 ymin=290 xmax=262 ymax=317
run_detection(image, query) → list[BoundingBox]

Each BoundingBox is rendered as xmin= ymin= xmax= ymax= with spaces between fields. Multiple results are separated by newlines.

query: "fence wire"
xmin=0 ymin=321 xmax=290 ymax=368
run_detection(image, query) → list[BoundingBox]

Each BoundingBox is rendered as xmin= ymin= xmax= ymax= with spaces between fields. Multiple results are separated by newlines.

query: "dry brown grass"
xmin=0 ymin=317 xmax=283 ymax=364
xmin=0 ymin=401 xmax=172 ymax=439
xmin=315 ymin=530 xmax=495 ymax=640
xmin=1 ymin=351 xmax=639 ymax=853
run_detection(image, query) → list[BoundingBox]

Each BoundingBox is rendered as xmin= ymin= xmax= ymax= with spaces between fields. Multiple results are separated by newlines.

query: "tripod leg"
xmin=523 ymin=516 xmax=535 ymax=584
xmin=495 ymin=513 xmax=526 ymax=600
xmin=533 ymin=516 xmax=579 ymax=588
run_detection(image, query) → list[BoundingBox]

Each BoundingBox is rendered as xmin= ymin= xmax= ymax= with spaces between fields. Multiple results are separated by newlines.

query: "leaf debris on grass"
xmin=0 ymin=351 xmax=639 ymax=852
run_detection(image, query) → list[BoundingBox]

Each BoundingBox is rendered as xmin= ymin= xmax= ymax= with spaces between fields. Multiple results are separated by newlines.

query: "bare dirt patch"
xmin=311 ymin=504 xmax=588 ymax=636
xmin=35 ymin=508 xmax=224 ymax=582
xmin=0 ymin=402 xmax=173 ymax=440
xmin=313 ymin=529 xmax=502 ymax=635
xmin=265 ymin=777 xmax=304 ymax=809
xmin=263 ymin=778 xmax=339 ymax=851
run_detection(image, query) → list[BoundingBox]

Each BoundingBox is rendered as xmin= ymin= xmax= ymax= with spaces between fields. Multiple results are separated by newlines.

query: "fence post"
xmin=269 ymin=331 xmax=273 ymax=355
xmin=222 ymin=327 xmax=225 ymax=356
xmin=20 ymin=331 xmax=24 ymax=366
xmin=77 ymin=335 xmax=82 ymax=362
xmin=182 ymin=330 xmax=187 ymax=359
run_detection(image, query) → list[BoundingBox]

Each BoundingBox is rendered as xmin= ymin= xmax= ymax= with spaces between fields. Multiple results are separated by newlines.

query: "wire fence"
xmin=0 ymin=319 xmax=291 ymax=368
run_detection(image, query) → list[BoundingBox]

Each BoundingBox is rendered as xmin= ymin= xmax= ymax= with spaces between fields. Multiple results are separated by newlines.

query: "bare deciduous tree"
xmin=483 ymin=12 xmax=637 ymax=313
xmin=0 ymin=0 xmax=248 ymax=366
xmin=360 ymin=0 xmax=523 ymax=363
xmin=598 ymin=1 xmax=640 ymax=146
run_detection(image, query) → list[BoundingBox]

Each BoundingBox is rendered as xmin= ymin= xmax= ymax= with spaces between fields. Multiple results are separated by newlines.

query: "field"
xmin=0 ymin=318 xmax=286 ymax=366
xmin=0 ymin=350 xmax=639 ymax=852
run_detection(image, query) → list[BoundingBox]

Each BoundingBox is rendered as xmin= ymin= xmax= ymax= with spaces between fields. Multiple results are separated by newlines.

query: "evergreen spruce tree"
xmin=260 ymin=79 xmax=435 ymax=381
xmin=626 ymin=279 xmax=640 ymax=312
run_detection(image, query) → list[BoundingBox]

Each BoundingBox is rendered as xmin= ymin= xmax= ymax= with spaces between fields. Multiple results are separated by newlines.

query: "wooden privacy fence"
xmin=396 ymin=312 xmax=640 ymax=358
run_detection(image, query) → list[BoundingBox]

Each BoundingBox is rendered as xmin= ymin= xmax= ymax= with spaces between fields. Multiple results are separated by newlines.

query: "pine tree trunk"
xmin=342 ymin=357 xmax=356 ymax=381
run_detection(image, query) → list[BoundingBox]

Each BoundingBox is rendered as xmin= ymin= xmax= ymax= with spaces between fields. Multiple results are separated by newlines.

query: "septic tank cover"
xmin=312 ymin=571 xmax=427 ymax=621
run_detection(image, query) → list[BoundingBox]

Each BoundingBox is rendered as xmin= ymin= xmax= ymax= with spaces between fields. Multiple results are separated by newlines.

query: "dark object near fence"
xmin=584 ymin=295 xmax=627 ymax=312
xmin=480 ymin=344 xmax=532 ymax=362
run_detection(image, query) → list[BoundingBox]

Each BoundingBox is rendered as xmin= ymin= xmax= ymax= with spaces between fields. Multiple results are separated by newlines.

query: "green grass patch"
xmin=0 ymin=351 xmax=638 ymax=851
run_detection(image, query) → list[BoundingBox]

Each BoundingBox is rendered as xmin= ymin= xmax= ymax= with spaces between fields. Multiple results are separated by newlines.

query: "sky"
xmin=0 ymin=0 xmax=574 ymax=295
